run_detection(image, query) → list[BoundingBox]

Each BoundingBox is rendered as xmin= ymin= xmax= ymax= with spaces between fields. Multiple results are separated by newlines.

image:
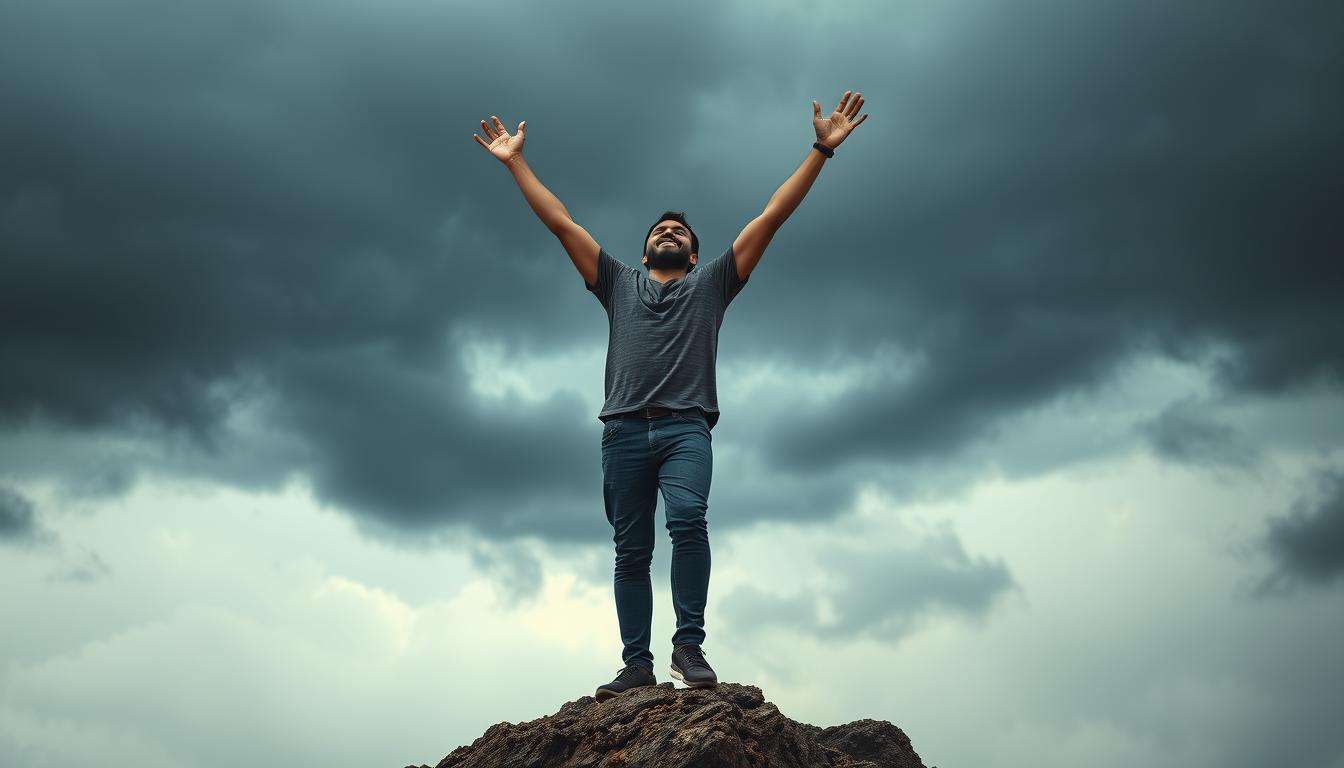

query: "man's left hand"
xmin=813 ymin=90 xmax=869 ymax=150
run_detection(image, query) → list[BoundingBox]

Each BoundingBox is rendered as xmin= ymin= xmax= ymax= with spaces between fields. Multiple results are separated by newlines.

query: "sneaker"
xmin=594 ymin=663 xmax=657 ymax=702
xmin=669 ymin=644 xmax=718 ymax=687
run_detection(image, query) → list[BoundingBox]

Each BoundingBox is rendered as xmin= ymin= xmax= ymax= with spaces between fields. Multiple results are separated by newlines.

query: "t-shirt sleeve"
xmin=585 ymin=246 xmax=631 ymax=309
xmin=706 ymin=245 xmax=749 ymax=308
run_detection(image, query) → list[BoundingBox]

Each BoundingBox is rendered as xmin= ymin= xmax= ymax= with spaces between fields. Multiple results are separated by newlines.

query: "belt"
xmin=629 ymin=406 xmax=687 ymax=419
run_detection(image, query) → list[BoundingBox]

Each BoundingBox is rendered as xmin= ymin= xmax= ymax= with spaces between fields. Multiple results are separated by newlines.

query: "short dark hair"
xmin=644 ymin=210 xmax=699 ymax=272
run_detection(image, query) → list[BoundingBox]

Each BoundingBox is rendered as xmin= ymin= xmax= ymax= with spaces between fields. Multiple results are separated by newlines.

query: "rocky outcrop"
xmin=406 ymin=681 xmax=927 ymax=768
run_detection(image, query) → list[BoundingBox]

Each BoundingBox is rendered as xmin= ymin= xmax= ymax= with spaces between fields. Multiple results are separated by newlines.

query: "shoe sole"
xmin=669 ymin=664 xmax=718 ymax=688
xmin=594 ymin=681 xmax=655 ymax=702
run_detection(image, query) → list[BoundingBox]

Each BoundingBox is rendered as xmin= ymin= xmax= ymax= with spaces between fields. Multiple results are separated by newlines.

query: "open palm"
xmin=473 ymin=115 xmax=526 ymax=164
xmin=813 ymin=90 xmax=868 ymax=149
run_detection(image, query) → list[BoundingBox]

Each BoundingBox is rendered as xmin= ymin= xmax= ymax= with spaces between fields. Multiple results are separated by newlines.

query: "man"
xmin=472 ymin=90 xmax=868 ymax=701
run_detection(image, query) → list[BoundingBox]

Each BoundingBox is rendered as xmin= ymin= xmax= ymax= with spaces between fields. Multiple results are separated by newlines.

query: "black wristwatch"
xmin=812 ymin=141 xmax=834 ymax=158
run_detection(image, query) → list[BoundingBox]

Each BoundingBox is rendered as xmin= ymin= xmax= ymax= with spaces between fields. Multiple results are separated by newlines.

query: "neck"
xmin=648 ymin=267 xmax=687 ymax=284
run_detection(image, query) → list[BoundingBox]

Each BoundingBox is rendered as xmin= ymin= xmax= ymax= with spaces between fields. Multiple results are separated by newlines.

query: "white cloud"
xmin=0 ymin=479 xmax=622 ymax=768
xmin=457 ymin=333 xmax=605 ymax=412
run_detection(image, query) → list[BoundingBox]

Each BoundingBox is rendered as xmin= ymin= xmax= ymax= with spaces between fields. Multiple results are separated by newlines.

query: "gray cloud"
xmin=1259 ymin=469 xmax=1344 ymax=591
xmin=45 ymin=549 xmax=113 ymax=584
xmin=1137 ymin=397 xmax=1259 ymax=469
xmin=0 ymin=485 xmax=54 ymax=546
xmin=720 ymin=528 xmax=1015 ymax=643
xmin=466 ymin=539 xmax=544 ymax=608
xmin=1 ymin=0 xmax=1341 ymax=543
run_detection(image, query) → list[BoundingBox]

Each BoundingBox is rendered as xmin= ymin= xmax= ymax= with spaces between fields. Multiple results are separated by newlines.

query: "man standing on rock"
xmin=473 ymin=90 xmax=869 ymax=701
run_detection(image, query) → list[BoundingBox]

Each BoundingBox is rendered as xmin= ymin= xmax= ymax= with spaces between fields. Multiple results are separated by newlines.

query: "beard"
xmin=646 ymin=241 xmax=691 ymax=271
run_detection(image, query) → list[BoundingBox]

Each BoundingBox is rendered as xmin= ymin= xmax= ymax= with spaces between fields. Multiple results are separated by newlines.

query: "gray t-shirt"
xmin=585 ymin=245 xmax=749 ymax=430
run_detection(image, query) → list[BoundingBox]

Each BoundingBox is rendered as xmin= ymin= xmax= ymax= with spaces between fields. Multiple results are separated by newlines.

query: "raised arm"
xmin=473 ymin=115 xmax=599 ymax=286
xmin=732 ymin=90 xmax=869 ymax=281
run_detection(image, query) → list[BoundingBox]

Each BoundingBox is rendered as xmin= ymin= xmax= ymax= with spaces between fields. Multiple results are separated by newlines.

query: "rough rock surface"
xmin=405 ymin=681 xmax=927 ymax=768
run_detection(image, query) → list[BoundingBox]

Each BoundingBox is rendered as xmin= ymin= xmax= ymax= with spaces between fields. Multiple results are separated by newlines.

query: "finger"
xmin=848 ymin=94 xmax=863 ymax=118
xmin=473 ymin=133 xmax=489 ymax=149
xmin=836 ymin=90 xmax=851 ymax=112
xmin=480 ymin=119 xmax=497 ymax=140
xmin=852 ymin=113 xmax=868 ymax=128
xmin=492 ymin=115 xmax=508 ymax=135
xmin=813 ymin=99 xmax=821 ymax=117
xmin=517 ymin=120 xmax=525 ymax=137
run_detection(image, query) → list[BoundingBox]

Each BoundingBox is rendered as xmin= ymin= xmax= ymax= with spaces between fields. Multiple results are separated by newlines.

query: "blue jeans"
xmin=600 ymin=408 xmax=713 ymax=672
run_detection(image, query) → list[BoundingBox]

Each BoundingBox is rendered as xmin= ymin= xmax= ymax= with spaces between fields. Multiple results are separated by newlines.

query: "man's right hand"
xmin=477 ymin=112 xmax=593 ymax=281
xmin=473 ymin=115 xmax=526 ymax=165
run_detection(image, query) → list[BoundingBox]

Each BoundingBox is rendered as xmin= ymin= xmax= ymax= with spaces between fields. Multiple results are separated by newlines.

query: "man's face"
xmin=643 ymin=220 xmax=697 ymax=272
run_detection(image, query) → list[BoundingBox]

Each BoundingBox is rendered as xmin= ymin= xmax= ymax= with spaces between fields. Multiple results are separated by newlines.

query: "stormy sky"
xmin=2 ymin=0 xmax=1342 ymax=766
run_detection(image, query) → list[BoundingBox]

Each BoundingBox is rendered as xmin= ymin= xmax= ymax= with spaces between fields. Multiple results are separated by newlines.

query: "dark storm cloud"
xmin=2 ymin=0 xmax=1341 ymax=540
xmin=1259 ymin=469 xmax=1344 ymax=591
xmin=720 ymin=530 xmax=1015 ymax=642
xmin=751 ymin=0 xmax=1343 ymax=474
xmin=0 ymin=0 xmax=739 ymax=539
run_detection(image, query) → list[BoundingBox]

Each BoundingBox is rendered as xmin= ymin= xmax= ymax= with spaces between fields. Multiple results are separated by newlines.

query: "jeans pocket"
xmin=676 ymin=410 xmax=711 ymax=440
xmin=601 ymin=418 xmax=623 ymax=447
xmin=677 ymin=409 xmax=705 ymax=423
